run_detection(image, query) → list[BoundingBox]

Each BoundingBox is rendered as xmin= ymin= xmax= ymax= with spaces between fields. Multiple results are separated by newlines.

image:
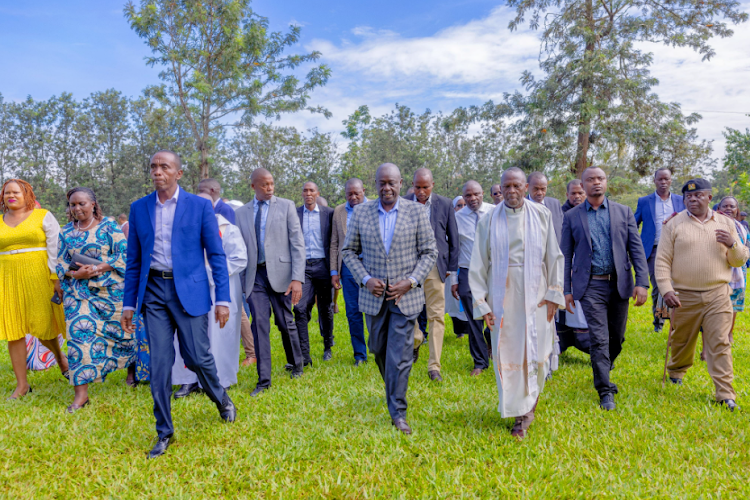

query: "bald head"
xmin=526 ymin=171 xmax=547 ymax=203
xmin=463 ymin=180 xmax=484 ymax=211
xmin=345 ymin=178 xmax=366 ymax=207
xmin=501 ymin=168 xmax=528 ymax=208
xmin=375 ymin=163 xmax=402 ymax=208
xmin=198 ymin=178 xmax=222 ymax=201
xmin=412 ymin=167 xmax=435 ymax=204
xmin=251 ymin=168 xmax=274 ymax=201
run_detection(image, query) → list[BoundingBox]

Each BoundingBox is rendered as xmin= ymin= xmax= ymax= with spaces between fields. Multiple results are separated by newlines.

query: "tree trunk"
xmin=574 ymin=0 xmax=595 ymax=178
xmin=200 ymin=144 xmax=209 ymax=179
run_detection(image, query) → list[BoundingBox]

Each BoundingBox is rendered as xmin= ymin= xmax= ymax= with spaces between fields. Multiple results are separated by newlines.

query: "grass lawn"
xmin=2 ymin=297 xmax=749 ymax=499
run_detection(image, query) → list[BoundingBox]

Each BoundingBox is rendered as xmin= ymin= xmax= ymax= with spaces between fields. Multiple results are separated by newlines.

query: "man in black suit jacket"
xmin=561 ymin=166 xmax=649 ymax=411
xmin=406 ymin=168 xmax=459 ymax=382
xmin=294 ymin=182 xmax=335 ymax=365
xmin=527 ymin=172 xmax=564 ymax=244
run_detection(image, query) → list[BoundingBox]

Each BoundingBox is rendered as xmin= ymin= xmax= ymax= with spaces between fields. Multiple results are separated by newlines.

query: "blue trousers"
xmin=142 ymin=275 xmax=227 ymax=439
xmin=341 ymin=262 xmax=367 ymax=361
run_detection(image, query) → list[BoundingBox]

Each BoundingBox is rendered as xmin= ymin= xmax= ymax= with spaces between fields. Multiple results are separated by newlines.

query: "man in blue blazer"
xmin=121 ymin=150 xmax=236 ymax=459
xmin=634 ymin=167 xmax=685 ymax=332
xmin=561 ymin=166 xmax=649 ymax=411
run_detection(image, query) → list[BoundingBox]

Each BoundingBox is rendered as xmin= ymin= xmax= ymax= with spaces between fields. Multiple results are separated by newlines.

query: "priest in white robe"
xmin=172 ymin=212 xmax=248 ymax=391
xmin=469 ymin=167 xmax=565 ymax=439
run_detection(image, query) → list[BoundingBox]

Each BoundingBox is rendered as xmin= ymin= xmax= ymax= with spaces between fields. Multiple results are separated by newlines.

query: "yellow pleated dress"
xmin=0 ymin=209 xmax=66 ymax=341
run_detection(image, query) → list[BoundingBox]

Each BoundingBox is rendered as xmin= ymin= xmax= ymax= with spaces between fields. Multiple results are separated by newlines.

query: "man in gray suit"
xmin=235 ymin=168 xmax=306 ymax=397
xmin=528 ymin=172 xmax=564 ymax=244
xmin=342 ymin=163 xmax=438 ymax=435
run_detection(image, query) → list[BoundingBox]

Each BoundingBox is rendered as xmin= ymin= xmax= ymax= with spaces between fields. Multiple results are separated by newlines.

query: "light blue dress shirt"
xmin=253 ymin=197 xmax=269 ymax=261
xmin=363 ymin=198 xmax=415 ymax=286
xmin=345 ymin=197 xmax=368 ymax=228
xmin=151 ymin=186 xmax=180 ymax=272
xmin=303 ymin=204 xmax=326 ymax=260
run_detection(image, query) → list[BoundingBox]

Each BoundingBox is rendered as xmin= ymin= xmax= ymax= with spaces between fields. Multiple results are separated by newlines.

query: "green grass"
xmin=2 ymin=297 xmax=749 ymax=499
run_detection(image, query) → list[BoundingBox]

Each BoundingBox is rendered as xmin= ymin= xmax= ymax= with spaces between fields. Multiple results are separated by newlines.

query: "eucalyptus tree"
xmin=125 ymin=0 xmax=331 ymax=178
xmin=506 ymin=0 xmax=748 ymax=175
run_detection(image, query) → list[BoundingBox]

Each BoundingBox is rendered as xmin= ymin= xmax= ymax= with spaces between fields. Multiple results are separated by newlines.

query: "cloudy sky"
xmin=1 ymin=0 xmax=748 ymax=160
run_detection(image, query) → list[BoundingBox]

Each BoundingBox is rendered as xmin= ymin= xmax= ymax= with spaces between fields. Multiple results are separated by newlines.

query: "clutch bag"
xmin=68 ymin=252 xmax=103 ymax=271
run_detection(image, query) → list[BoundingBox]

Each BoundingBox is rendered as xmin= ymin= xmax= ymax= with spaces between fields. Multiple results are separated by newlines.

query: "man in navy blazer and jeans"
xmin=634 ymin=167 xmax=685 ymax=332
xmin=561 ymin=166 xmax=649 ymax=411
xmin=122 ymin=150 xmax=237 ymax=459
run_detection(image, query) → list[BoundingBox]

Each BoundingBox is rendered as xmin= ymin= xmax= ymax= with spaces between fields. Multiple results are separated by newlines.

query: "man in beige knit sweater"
xmin=655 ymin=178 xmax=749 ymax=411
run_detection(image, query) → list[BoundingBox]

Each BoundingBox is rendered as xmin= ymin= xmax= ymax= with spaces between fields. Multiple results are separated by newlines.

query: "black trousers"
xmin=294 ymin=258 xmax=334 ymax=363
xmin=142 ymin=275 xmax=226 ymax=439
xmin=365 ymin=298 xmax=417 ymax=421
xmin=647 ymin=248 xmax=664 ymax=330
xmin=248 ymin=266 xmax=303 ymax=389
xmin=458 ymin=268 xmax=492 ymax=370
xmin=579 ymin=278 xmax=629 ymax=397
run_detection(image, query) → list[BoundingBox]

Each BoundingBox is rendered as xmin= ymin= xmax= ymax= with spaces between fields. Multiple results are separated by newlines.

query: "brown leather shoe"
xmin=428 ymin=370 xmax=443 ymax=382
xmin=392 ymin=418 xmax=412 ymax=435
xmin=242 ymin=357 xmax=257 ymax=367
xmin=510 ymin=418 xmax=527 ymax=440
xmin=470 ymin=368 xmax=484 ymax=377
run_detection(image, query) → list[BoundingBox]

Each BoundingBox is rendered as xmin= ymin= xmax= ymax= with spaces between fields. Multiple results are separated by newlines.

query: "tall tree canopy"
xmin=124 ymin=0 xmax=331 ymax=178
xmin=505 ymin=0 xmax=747 ymax=176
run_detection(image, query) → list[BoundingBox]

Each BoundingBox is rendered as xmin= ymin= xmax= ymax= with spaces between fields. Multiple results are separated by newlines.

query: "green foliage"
xmin=124 ymin=0 xmax=331 ymax=178
xmin=3 ymin=300 xmax=750 ymax=497
xmin=504 ymin=0 xmax=746 ymax=174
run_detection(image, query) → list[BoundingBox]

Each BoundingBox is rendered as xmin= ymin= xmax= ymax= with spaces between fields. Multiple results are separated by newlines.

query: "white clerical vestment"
xmin=172 ymin=215 xmax=248 ymax=388
xmin=469 ymin=201 xmax=565 ymax=418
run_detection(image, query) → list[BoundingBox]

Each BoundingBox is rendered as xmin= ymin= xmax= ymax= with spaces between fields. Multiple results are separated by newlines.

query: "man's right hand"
xmin=331 ymin=275 xmax=341 ymax=290
xmin=663 ymin=291 xmax=681 ymax=308
xmin=451 ymin=283 xmax=460 ymax=300
xmin=121 ymin=309 xmax=135 ymax=334
xmin=565 ymin=294 xmax=576 ymax=314
xmin=366 ymin=278 xmax=386 ymax=297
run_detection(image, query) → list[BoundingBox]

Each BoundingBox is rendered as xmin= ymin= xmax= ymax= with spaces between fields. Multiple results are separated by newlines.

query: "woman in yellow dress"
xmin=0 ymin=179 xmax=68 ymax=399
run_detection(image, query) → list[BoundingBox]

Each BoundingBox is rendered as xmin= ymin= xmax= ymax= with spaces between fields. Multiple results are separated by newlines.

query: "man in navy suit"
xmin=561 ymin=166 xmax=649 ymax=411
xmin=122 ymin=150 xmax=236 ymax=459
xmin=634 ymin=168 xmax=685 ymax=332
xmin=527 ymin=171 xmax=564 ymax=244
xmin=294 ymin=181 xmax=336 ymax=365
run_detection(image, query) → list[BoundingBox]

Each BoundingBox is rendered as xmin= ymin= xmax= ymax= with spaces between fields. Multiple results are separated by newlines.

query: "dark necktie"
xmin=255 ymin=201 xmax=265 ymax=264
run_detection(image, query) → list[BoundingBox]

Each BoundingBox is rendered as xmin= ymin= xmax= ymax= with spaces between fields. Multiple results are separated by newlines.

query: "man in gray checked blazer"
xmin=235 ymin=168 xmax=306 ymax=397
xmin=342 ymin=163 xmax=438 ymax=435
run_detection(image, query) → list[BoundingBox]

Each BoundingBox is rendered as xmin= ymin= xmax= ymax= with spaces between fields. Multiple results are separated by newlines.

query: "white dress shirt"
xmin=454 ymin=201 xmax=495 ymax=285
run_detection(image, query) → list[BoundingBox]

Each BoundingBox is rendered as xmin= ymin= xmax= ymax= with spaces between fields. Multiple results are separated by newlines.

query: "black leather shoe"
xmin=173 ymin=383 xmax=200 ymax=399
xmin=413 ymin=346 xmax=420 ymax=363
xmin=600 ymin=393 xmax=616 ymax=411
xmin=392 ymin=418 xmax=412 ymax=435
xmin=291 ymin=370 xmax=303 ymax=379
xmin=218 ymin=396 xmax=237 ymax=422
xmin=323 ymin=349 xmax=333 ymax=361
xmin=303 ymin=359 xmax=313 ymax=368
xmin=284 ymin=363 xmax=294 ymax=371
xmin=354 ymin=359 xmax=367 ymax=367
xmin=147 ymin=436 xmax=172 ymax=459
xmin=669 ymin=377 xmax=683 ymax=386
xmin=721 ymin=399 xmax=739 ymax=411
xmin=428 ymin=370 xmax=443 ymax=382
xmin=250 ymin=386 xmax=268 ymax=397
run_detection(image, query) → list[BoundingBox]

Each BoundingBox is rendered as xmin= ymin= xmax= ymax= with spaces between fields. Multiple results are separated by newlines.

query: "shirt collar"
xmin=687 ymin=208 xmax=715 ymax=223
xmin=378 ymin=197 xmax=400 ymax=215
xmin=254 ymin=196 xmax=270 ymax=207
xmin=156 ymin=186 xmax=180 ymax=207
xmin=585 ymin=197 xmax=608 ymax=211
xmin=655 ymin=192 xmax=672 ymax=202
xmin=304 ymin=204 xmax=320 ymax=214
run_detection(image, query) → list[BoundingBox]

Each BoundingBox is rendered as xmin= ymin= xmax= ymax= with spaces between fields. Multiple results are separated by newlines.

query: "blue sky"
xmin=2 ymin=0 xmax=749 ymax=159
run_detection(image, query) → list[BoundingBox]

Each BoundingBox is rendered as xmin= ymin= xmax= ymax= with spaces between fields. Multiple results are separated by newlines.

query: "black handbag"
xmin=68 ymin=252 xmax=103 ymax=271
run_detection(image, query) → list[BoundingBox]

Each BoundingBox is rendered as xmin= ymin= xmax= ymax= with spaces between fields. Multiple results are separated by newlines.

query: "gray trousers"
xmin=366 ymin=298 xmax=417 ymax=421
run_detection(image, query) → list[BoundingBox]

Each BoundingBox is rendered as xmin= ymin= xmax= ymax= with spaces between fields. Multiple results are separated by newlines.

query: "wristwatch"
xmin=409 ymin=277 xmax=418 ymax=289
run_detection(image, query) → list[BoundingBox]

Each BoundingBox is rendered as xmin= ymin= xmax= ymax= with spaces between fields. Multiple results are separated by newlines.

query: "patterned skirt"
xmin=134 ymin=314 xmax=150 ymax=382
xmin=731 ymin=267 xmax=746 ymax=312
xmin=65 ymin=296 xmax=136 ymax=386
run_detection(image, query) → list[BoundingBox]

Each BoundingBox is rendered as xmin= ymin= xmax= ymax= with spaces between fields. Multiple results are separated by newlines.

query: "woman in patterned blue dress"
xmin=57 ymin=187 xmax=135 ymax=413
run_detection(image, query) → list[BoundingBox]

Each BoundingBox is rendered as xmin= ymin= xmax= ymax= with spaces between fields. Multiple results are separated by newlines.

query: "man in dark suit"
xmin=235 ymin=168 xmax=306 ymax=396
xmin=122 ymin=150 xmax=236 ymax=459
xmin=198 ymin=178 xmax=236 ymax=224
xmin=634 ymin=167 xmax=686 ymax=332
xmin=527 ymin=172 xmax=564 ymax=244
xmin=342 ymin=163 xmax=437 ymax=434
xmin=294 ymin=181 xmax=335 ymax=365
xmin=561 ymin=166 xmax=649 ymax=411
xmin=405 ymin=168 xmax=459 ymax=382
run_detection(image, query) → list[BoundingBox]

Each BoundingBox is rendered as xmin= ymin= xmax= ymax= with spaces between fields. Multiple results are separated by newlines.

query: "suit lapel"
xmin=320 ymin=207 xmax=328 ymax=240
xmin=578 ymin=205 xmax=592 ymax=249
xmin=172 ymin=187 xmax=188 ymax=239
xmin=429 ymin=199 xmax=437 ymax=232
xmin=147 ymin=191 xmax=156 ymax=232
xmin=391 ymin=199 xmax=410 ymax=254
xmin=370 ymin=201 xmax=388 ymax=256
xmin=649 ymin=192 xmax=656 ymax=224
